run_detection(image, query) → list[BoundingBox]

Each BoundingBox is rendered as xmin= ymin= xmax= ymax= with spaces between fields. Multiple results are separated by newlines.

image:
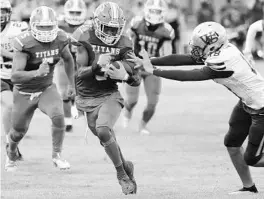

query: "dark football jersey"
xmin=129 ymin=16 xmax=175 ymax=57
xmin=13 ymin=30 xmax=69 ymax=92
xmin=71 ymin=24 xmax=136 ymax=98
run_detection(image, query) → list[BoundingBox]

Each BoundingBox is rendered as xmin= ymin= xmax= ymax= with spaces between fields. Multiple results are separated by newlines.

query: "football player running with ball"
xmin=71 ymin=2 xmax=140 ymax=195
xmin=130 ymin=22 xmax=263 ymax=194
xmin=6 ymin=6 xmax=75 ymax=171
xmin=55 ymin=0 xmax=87 ymax=132
xmin=123 ymin=0 xmax=174 ymax=135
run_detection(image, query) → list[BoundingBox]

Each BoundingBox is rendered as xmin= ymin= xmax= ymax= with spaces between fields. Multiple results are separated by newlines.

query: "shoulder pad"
xmin=71 ymin=25 xmax=91 ymax=43
xmin=130 ymin=16 xmax=143 ymax=30
xmin=13 ymin=31 xmax=33 ymax=51
xmin=57 ymin=29 xmax=69 ymax=42
xmin=162 ymin=23 xmax=175 ymax=40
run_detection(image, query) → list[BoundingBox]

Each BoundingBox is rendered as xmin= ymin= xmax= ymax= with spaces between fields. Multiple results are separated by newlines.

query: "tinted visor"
xmin=149 ymin=9 xmax=162 ymax=14
xmin=69 ymin=11 xmax=82 ymax=16
xmin=103 ymin=25 xmax=119 ymax=36
xmin=36 ymin=25 xmax=56 ymax=31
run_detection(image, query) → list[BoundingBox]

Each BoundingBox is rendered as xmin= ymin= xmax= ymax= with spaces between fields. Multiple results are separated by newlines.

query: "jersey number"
xmin=147 ymin=42 xmax=158 ymax=57
xmin=42 ymin=57 xmax=54 ymax=64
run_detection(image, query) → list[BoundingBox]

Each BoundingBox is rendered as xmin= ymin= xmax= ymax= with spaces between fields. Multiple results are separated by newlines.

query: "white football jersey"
xmin=0 ymin=21 xmax=28 ymax=79
xmin=206 ymin=43 xmax=264 ymax=110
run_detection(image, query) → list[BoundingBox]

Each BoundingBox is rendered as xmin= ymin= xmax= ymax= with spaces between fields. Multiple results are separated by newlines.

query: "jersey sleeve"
xmin=71 ymin=25 xmax=91 ymax=44
xmin=12 ymin=31 xmax=32 ymax=52
xmin=71 ymin=26 xmax=94 ymax=66
xmin=205 ymin=50 xmax=231 ymax=72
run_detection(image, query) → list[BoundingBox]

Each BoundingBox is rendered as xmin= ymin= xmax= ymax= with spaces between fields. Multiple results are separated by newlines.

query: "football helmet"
xmin=30 ymin=6 xmax=58 ymax=43
xmin=64 ymin=0 xmax=87 ymax=26
xmin=0 ymin=0 xmax=12 ymax=27
xmin=144 ymin=0 xmax=167 ymax=25
xmin=93 ymin=2 xmax=126 ymax=45
xmin=189 ymin=22 xmax=228 ymax=62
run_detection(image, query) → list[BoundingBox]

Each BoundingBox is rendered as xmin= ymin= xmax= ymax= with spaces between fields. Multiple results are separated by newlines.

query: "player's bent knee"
xmin=244 ymin=152 xmax=262 ymax=166
xmin=226 ymin=147 xmax=241 ymax=156
xmin=51 ymin=114 xmax=65 ymax=129
xmin=88 ymin=124 xmax=97 ymax=136
xmin=9 ymin=128 xmax=26 ymax=142
xmin=146 ymin=103 xmax=157 ymax=111
xmin=125 ymin=101 xmax=137 ymax=110
xmin=96 ymin=126 xmax=111 ymax=143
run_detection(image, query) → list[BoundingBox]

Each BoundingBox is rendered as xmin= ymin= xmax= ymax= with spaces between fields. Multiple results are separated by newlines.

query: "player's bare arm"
xmin=11 ymin=51 xmax=49 ymax=84
xmin=75 ymin=45 xmax=95 ymax=79
xmin=61 ymin=44 xmax=75 ymax=87
xmin=136 ymin=48 xmax=233 ymax=81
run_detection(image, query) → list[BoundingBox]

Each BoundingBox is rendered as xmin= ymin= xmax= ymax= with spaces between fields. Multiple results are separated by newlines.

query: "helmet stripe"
xmin=109 ymin=2 xmax=114 ymax=19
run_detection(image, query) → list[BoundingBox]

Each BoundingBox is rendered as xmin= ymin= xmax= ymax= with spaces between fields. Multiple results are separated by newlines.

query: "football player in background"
xmin=123 ymin=0 xmax=174 ymax=135
xmin=55 ymin=0 xmax=87 ymax=132
xmin=71 ymin=2 xmax=140 ymax=195
xmin=243 ymin=15 xmax=264 ymax=63
xmin=1 ymin=0 xmax=27 ymax=162
xmin=6 ymin=6 xmax=75 ymax=172
xmin=129 ymin=21 xmax=263 ymax=194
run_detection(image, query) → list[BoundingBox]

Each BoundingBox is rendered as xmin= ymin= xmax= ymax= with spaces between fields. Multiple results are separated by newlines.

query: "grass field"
xmin=1 ymin=62 xmax=264 ymax=199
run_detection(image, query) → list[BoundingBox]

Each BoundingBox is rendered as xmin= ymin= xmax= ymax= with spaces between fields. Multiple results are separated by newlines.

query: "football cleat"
xmin=52 ymin=153 xmax=70 ymax=170
xmin=229 ymin=184 xmax=258 ymax=195
xmin=139 ymin=128 xmax=151 ymax=135
xmin=118 ymin=175 xmax=135 ymax=195
xmin=124 ymin=161 xmax=137 ymax=194
xmin=65 ymin=124 xmax=73 ymax=132
xmin=5 ymin=156 xmax=17 ymax=172
xmin=6 ymin=143 xmax=23 ymax=161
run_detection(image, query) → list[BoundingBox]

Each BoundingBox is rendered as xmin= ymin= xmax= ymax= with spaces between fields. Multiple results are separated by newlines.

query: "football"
xmin=109 ymin=61 xmax=134 ymax=75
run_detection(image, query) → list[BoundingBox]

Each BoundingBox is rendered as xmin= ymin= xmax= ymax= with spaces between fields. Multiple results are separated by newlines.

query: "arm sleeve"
xmin=153 ymin=66 xmax=234 ymax=81
xmin=150 ymin=54 xmax=203 ymax=66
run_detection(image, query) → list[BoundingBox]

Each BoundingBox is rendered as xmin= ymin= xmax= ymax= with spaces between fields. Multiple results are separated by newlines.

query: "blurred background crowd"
xmin=8 ymin=0 xmax=264 ymax=54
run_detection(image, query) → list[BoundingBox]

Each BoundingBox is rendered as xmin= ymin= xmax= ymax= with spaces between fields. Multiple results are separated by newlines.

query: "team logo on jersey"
xmin=35 ymin=49 xmax=59 ymax=58
xmin=200 ymin=31 xmax=219 ymax=45
xmin=92 ymin=45 xmax=120 ymax=54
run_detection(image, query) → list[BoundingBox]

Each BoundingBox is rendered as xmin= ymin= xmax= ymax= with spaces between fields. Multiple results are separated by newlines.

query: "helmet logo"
xmin=200 ymin=31 xmax=219 ymax=45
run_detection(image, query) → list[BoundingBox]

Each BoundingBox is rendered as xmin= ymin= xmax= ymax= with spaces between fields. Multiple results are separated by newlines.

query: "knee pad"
xmin=145 ymin=103 xmax=157 ymax=112
xmin=224 ymin=123 xmax=249 ymax=147
xmin=96 ymin=126 xmax=112 ymax=143
xmin=125 ymin=101 xmax=137 ymax=111
xmin=51 ymin=114 xmax=65 ymax=129
xmin=244 ymin=150 xmax=262 ymax=166
xmin=9 ymin=128 xmax=25 ymax=142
